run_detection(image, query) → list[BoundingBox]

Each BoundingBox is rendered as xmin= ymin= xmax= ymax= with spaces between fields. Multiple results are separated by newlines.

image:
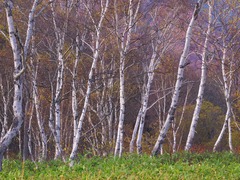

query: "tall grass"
xmin=1 ymin=152 xmax=240 ymax=179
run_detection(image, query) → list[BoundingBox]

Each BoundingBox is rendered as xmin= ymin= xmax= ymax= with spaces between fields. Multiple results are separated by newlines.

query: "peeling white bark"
xmin=49 ymin=0 xmax=75 ymax=160
xmin=0 ymin=0 xmax=39 ymax=171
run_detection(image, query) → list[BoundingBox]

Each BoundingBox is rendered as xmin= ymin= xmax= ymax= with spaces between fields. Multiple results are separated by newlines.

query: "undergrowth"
xmin=1 ymin=152 xmax=240 ymax=179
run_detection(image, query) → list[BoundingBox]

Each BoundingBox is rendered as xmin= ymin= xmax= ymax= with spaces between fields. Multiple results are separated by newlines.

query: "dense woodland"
xmin=0 ymin=0 xmax=239 ymax=170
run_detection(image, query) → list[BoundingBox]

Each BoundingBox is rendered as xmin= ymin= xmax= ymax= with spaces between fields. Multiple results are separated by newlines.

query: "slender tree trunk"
xmin=30 ymin=22 xmax=48 ymax=161
xmin=115 ymin=54 xmax=126 ymax=156
xmin=129 ymin=108 xmax=142 ymax=153
xmin=49 ymin=1 xmax=74 ymax=160
xmin=27 ymin=103 xmax=35 ymax=162
xmin=228 ymin=115 xmax=233 ymax=152
xmin=69 ymin=0 xmax=109 ymax=165
xmin=114 ymin=0 xmax=141 ymax=158
xmin=136 ymin=49 xmax=157 ymax=154
xmin=185 ymin=0 xmax=213 ymax=151
xmin=54 ymin=47 xmax=64 ymax=159
xmin=152 ymin=0 xmax=205 ymax=156
xmin=72 ymin=32 xmax=80 ymax=138
xmin=0 ymin=76 xmax=9 ymax=140
xmin=23 ymin=101 xmax=30 ymax=161
xmin=173 ymin=83 xmax=192 ymax=153
xmin=213 ymin=45 xmax=233 ymax=152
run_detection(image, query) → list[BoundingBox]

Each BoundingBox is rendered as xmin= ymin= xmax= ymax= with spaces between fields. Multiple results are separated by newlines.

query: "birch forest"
xmin=0 ymin=0 xmax=240 ymax=170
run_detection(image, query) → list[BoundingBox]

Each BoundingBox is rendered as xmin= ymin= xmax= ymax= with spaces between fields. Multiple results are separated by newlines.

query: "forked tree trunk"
xmin=0 ymin=0 xmax=39 ymax=171
xmin=136 ymin=47 xmax=158 ymax=154
xmin=213 ymin=45 xmax=233 ymax=152
xmin=49 ymin=0 xmax=74 ymax=160
xmin=152 ymin=0 xmax=205 ymax=156
xmin=185 ymin=0 xmax=213 ymax=151
xmin=114 ymin=0 xmax=141 ymax=158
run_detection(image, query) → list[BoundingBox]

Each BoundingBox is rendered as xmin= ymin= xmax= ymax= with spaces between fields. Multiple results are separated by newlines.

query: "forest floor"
xmin=1 ymin=152 xmax=240 ymax=179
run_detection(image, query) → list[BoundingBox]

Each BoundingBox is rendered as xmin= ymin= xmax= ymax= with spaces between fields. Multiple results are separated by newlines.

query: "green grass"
xmin=1 ymin=152 xmax=240 ymax=179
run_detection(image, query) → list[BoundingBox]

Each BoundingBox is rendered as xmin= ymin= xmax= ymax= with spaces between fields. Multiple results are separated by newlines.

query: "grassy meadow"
xmin=1 ymin=152 xmax=240 ymax=179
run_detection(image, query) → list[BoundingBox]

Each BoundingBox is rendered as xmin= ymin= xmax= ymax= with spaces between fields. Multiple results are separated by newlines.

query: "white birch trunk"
xmin=228 ymin=114 xmax=233 ymax=152
xmin=0 ymin=0 xmax=38 ymax=171
xmin=173 ymin=83 xmax=192 ymax=153
xmin=69 ymin=0 xmax=109 ymax=165
xmin=129 ymin=108 xmax=142 ymax=153
xmin=0 ymin=76 xmax=9 ymax=140
xmin=136 ymin=48 xmax=157 ymax=154
xmin=114 ymin=0 xmax=141 ymax=158
xmin=152 ymin=0 xmax=205 ymax=156
xmin=29 ymin=22 xmax=48 ymax=161
xmin=48 ymin=90 xmax=65 ymax=161
xmin=54 ymin=45 xmax=64 ymax=159
xmin=27 ymin=104 xmax=35 ymax=162
xmin=107 ymin=62 xmax=115 ymax=151
xmin=49 ymin=0 xmax=74 ymax=159
xmin=72 ymin=33 xmax=80 ymax=138
xmin=115 ymin=53 xmax=126 ymax=157
xmin=32 ymin=65 xmax=48 ymax=160
xmin=213 ymin=45 xmax=233 ymax=152
xmin=185 ymin=0 xmax=213 ymax=151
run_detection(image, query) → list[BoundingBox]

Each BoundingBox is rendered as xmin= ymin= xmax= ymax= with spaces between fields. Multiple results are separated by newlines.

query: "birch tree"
xmin=212 ymin=0 xmax=240 ymax=152
xmin=152 ymin=0 xmax=206 ymax=156
xmin=185 ymin=0 xmax=213 ymax=151
xmin=114 ymin=0 xmax=141 ymax=158
xmin=173 ymin=83 xmax=192 ymax=153
xmin=213 ymin=44 xmax=233 ymax=152
xmin=0 ymin=0 xmax=39 ymax=171
xmin=30 ymin=23 xmax=48 ymax=161
xmin=69 ymin=0 xmax=109 ymax=165
xmin=47 ymin=0 xmax=75 ymax=160
xmin=0 ymin=76 xmax=10 ymax=141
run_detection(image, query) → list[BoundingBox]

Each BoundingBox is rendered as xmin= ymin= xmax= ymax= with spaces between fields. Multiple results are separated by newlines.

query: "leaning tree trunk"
xmin=29 ymin=22 xmax=48 ymax=161
xmin=0 ymin=0 xmax=38 ymax=171
xmin=129 ymin=108 xmax=142 ymax=153
xmin=136 ymin=47 xmax=158 ymax=154
xmin=185 ymin=0 xmax=213 ymax=151
xmin=213 ymin=45 xmax=233 ymax=152
xmin=69 ymin=0 xmax=109 ymax=166
xmin=152 ymin=0 xmax=205 ymax=156
xmin=173 ymin=83 xmax=192 ymax=153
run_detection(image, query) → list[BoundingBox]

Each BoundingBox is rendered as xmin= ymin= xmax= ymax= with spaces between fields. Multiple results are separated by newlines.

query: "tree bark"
xmin=152 ymin=0 xmax=205 ymax=156
xmin=69 ymin=0 xmax=109 ymax=165
xmin=114 ymin=0 xmax=141 ymax=158
xmin=185 ymin=0 xmax=213 ymax=151
xmin=213 ymin=45 xmax=233 ymax=152
xmin=0 ymin=0 xmax=39 ymax=171
xmin=136 ymin=45 xmax=158 ymax=154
